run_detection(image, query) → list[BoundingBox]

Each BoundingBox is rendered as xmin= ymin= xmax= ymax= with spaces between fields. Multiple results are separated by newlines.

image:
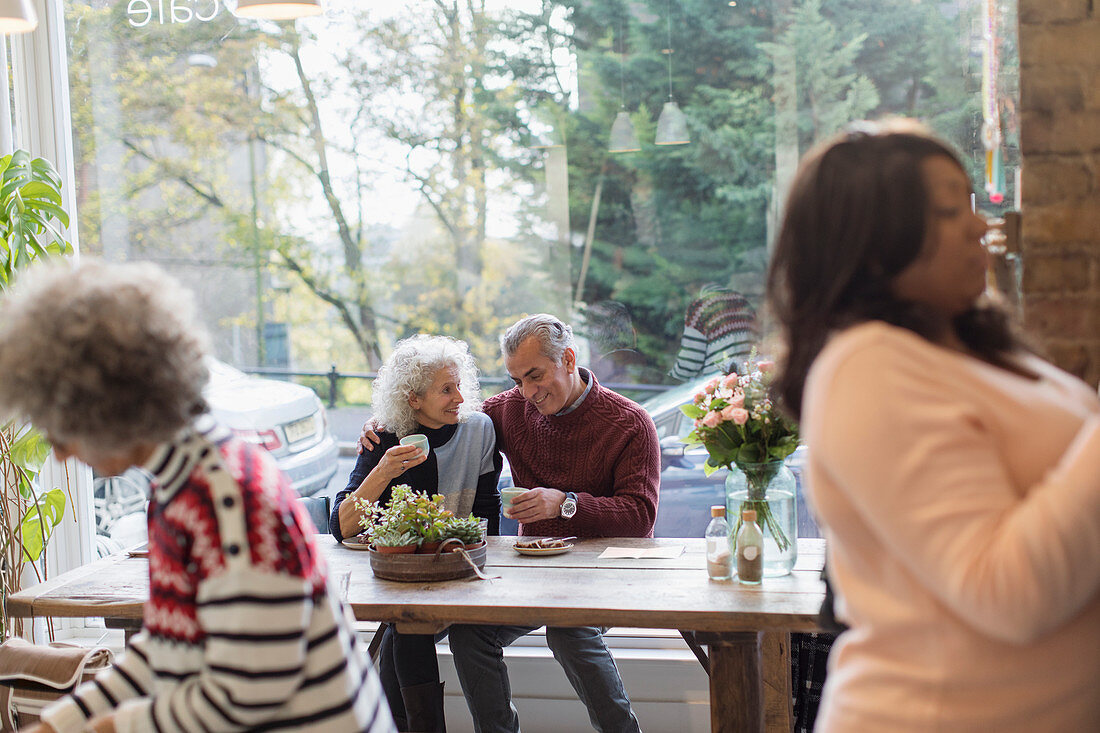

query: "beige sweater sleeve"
xmin=812 ymin=338 xmax=1100 ymax=644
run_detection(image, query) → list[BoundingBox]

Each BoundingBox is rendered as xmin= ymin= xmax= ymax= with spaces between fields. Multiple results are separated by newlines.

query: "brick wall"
xmin=1018 ymin=0 xmax=1100 ymax=387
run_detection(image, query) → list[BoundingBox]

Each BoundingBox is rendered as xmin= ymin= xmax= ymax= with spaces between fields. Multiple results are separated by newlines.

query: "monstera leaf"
xmin=19 ymin=488 xmax=67 ymax=562
xmin=0 ymin=150 xmax=73 ymax=287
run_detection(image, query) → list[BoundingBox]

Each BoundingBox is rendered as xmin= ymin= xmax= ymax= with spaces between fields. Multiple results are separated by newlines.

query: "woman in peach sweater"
xmin=767 ymin=120 xmax=1100 ymax=731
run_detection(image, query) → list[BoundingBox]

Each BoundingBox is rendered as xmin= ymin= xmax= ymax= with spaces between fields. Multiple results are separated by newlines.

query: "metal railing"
xmin=241 ymin=365 xmax=670 ymax=408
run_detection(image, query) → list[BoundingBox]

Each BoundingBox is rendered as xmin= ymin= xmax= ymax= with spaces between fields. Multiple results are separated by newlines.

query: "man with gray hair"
xmin=366 ymin=314 xmax=656 ymax=732
xmin=361 ymin=313 xmax=660 ymax=731
xmin=463 ymin=312 xmax=660 ymax=731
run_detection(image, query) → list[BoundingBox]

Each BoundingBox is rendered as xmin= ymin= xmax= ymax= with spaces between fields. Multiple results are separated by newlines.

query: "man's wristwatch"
xmin=559 ymin=492 xmax=578 ymax=519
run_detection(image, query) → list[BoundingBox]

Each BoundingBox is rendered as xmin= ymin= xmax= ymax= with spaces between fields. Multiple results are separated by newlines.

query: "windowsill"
xmin=55 ymin=622 xmax=702 ymax=661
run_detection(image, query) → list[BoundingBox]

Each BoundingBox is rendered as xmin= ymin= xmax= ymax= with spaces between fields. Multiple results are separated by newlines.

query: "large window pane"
xmin=64 ymin=0 xmax=1018 ymax=536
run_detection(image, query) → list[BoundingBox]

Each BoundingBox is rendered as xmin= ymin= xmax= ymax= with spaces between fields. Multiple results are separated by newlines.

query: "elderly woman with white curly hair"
xmin=331 ymin=334 xmax=501 ymax=733
xmin=0 ymin=259 xmax=392 ymax=733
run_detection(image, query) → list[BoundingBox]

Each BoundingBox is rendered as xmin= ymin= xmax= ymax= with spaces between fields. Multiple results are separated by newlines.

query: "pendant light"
xmin=0 ymin=0 xmax=36 ymax=34
xmin=608 ymin=17 xmax=640 ymax=153
xmin=609 ymin=111 xmax=640 ymax=153
xmin=655 ymin=0 xmax=689 ymax=145
xmin=234 ymin=0 xmax=323 ymax=20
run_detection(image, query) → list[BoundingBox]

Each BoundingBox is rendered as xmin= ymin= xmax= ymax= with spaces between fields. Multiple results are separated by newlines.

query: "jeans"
xmin=449 ymin=624 xmax=642 ymax=733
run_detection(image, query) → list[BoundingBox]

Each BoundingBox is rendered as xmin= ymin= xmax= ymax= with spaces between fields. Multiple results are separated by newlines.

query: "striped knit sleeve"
xmin=39 ymin=632 xmax=157 ymax=731
xmin=111 ymin=568 xmax=316 ymax=733
xmin=670 ymin=325 xmax=708 ymax=380
xmin=703 ymin=329 xmax=755 ymax=375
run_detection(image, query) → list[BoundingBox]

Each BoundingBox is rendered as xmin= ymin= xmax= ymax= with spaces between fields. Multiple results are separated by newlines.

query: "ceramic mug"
xmin=399 ymin=433 xmax=429 ymax=458
xmin=500 ymin=487 xmax=526 ymax=514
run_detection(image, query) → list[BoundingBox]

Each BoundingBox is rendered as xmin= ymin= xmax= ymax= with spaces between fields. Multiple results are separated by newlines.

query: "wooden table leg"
xmin=105 ymin=617 xmax=142 ymax=647
xmin=679 ymin=630 xmax=710 ymax=673
xmin=763 ymin=632 xmax=792 ymax=733
xmin=696 ymin=631 xmax=763 ymax=733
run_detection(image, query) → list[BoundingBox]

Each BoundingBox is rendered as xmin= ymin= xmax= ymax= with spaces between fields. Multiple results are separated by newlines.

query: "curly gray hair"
xmin=0 ymin=259 xmax=210 ymax=455
xmin=500 ymin=313 xmax=575 ymax=361
xmin=371 ymin=335 xmax=482 ymax=438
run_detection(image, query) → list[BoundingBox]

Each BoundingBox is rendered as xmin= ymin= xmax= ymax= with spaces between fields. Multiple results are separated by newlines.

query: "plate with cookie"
xmin=513 ymin=537 xmax=575 ymax=556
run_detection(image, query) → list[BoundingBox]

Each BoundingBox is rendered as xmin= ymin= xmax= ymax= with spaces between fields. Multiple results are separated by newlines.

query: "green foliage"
xmin=18 ymin=489 xmax=67 ymax=563
xmin=0 ymin=151 xmax=73 ymax=287
xmin=0 ymin=149 xmax=72 ymax=637
xmin=354 ymin=485 xmax=468 ymax=548
xmin=441 ymin=515 xmax=484 ymax=546
xmin=7 ymin=424 xmax=51 ymax=481
xmin=369 ymin=526 xmax=422 ymax=549
xmin=560 ymin=0 xmax=999 ymax=380
xmin=760 ymin=0 xmax=880 ymax=144
xmin=63 ymin=0 xmax=1009 ymax=385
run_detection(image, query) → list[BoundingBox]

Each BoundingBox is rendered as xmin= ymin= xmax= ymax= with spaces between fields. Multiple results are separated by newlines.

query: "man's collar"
xmin=554 ymin=367 xmax=593 ymax=416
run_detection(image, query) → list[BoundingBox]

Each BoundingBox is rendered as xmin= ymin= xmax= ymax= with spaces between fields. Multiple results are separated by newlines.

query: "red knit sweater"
xmin=43 ymin=418 xmax=390 ymax=733
xmin=484 ymin=370 xmax=660 ymax=538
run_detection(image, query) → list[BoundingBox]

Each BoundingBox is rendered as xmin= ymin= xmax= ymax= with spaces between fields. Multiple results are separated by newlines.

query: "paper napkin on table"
xmin=598 ymin=546 xmax=685 ymax=559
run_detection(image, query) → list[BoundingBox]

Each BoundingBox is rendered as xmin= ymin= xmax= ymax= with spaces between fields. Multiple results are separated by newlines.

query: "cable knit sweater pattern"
xmin=484 ymin=371 xmax=660 ymax=538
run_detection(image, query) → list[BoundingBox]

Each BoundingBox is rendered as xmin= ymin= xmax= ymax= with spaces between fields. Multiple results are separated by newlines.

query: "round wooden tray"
xmin=369 ymin=539 xmax=487 ymax=582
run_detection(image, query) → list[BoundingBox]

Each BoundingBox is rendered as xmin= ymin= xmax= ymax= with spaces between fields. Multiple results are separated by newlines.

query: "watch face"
xmin=561 ymin=498 xmax=577 ymax=519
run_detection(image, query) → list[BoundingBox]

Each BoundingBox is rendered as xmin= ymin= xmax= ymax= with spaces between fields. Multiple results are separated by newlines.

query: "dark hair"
xmin=767 ymin=119 xmax=1024 ymax=420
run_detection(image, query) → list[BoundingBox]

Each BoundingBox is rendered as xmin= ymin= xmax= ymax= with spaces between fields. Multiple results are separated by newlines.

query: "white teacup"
xmin=500 ymin=487 xmax=526 ymax=514
xmin=399 ymin=433 xmax=429 ymax=458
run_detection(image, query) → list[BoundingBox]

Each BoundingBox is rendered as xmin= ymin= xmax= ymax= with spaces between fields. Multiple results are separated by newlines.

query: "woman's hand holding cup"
xmin=380 ymin=443 xmax=427 ymax=480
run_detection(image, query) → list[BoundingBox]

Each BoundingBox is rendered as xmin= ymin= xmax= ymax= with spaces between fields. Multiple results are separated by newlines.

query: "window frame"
xmin=8 ymin=0 xmax=97 ymax=639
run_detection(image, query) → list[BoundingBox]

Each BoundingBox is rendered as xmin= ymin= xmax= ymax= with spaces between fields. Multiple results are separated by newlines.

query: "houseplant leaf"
xmin=0 ymin=149 xmax=73 ymax=636
xmin=19 ymin=488 xmax=67 ymax=562
xmin=9 ymin=424 xmax=50 ymax=474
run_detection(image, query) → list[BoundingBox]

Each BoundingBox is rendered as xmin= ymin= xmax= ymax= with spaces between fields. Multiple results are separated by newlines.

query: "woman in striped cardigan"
xmin=0 ymin=259 xmax=394 ymax=733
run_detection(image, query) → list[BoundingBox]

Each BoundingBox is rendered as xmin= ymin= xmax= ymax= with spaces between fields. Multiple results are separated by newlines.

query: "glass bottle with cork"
xmin=736 ymin=508 xmax=763 ymax=584
xmin=705 ymin=505 xmax=732 ymax=580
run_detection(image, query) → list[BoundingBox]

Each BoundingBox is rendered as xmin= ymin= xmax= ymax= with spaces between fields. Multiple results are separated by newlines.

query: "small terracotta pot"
xmin=417 ymin=541 xmax=442 ymax=554
xmin=374 ymin=544 xmax=417 ymax=554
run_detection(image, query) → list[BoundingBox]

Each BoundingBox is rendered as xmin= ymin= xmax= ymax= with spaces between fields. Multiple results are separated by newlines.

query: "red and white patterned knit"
xmin=42 ymin=418 xmax=394 ymax=733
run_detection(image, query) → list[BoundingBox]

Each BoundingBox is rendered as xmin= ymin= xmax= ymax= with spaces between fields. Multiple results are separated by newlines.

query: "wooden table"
xmin=7 ymin=537 xmax=825 ymax=733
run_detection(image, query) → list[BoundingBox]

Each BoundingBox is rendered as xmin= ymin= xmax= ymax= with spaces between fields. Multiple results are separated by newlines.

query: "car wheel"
xmin=93 ymin=471 xmax=149 ymax=536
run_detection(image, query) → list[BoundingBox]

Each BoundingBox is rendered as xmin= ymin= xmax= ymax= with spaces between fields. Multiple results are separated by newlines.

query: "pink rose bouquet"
xmin=680 ymin=354 xmax=799 ymax=549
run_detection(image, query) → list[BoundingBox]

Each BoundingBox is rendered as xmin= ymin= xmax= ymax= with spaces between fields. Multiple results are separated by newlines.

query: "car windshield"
xmin=641 ymin=377 xmax=711 ymax=418
xmin=205 ymin=357 xmax=248 ymax=384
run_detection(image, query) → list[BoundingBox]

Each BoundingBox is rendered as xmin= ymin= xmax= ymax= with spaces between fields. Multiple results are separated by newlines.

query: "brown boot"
xmin=400 ymin=681 xmax=446 ymax=733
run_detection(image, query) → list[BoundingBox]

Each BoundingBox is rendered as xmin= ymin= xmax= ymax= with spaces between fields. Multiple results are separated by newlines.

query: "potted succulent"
xmin=440 ymin=516 xmax=485 ymax=550
xmin=369 ymin=526 xmax=420 ymax=554
xmin=353 ymin=488 xmax=419 ymax=553
xmin=353 ymin=485 xmax=484 ymax=554
xmin=0 ymin=150 xmax=74 ymax=639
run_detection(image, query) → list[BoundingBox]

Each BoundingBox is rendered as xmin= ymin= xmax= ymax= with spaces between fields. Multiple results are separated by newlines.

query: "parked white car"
xmin=203 ymin=359 xmax=338 ymax=497
xmin=94 ymin=359 xmax=338 ymax=538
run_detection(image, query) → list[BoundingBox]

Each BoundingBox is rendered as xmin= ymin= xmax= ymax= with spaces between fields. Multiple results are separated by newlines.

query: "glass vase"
xmin=725 ymin=460 xmax=798 ymax=577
